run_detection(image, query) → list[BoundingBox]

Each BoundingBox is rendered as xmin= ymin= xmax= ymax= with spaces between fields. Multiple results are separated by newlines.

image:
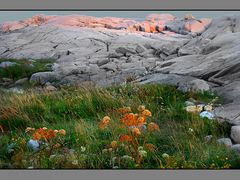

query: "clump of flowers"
xmin=25 ymin=127 xmax=67 ymax=155
xmin=99 ymin=105 xmax=160 ymax=166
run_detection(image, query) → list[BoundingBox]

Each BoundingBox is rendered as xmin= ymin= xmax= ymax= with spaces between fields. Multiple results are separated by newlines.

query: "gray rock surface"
xmin=217 ymin=138 xmax=233 ymax=147
xmin=230 ymin=126 xmax=240 ymax=144
xmin=231 ymin=144 xmax=240 ymax=153
xmin=1 ymin=14 xmax=240 ymax=125
xmin=0 ymin=61 xmax=17 ymax=68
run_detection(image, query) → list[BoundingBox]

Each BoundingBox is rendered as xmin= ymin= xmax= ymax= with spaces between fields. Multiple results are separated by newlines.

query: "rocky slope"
xmin=0 ymin=14 xmax=240 ymax=125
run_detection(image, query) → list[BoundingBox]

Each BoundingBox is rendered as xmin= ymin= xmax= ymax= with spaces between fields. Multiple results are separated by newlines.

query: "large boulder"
xmin=230 ymin=126 xmax=240 ymax=144
xmin=30 ymin=72 xmax=60 ymax=85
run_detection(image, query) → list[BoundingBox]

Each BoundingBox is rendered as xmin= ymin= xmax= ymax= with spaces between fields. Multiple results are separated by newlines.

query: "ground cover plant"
xmin=0 ymin=58 xmax=55 ymax=81
xmin=0 ymin=83 xmax=239 ymax=169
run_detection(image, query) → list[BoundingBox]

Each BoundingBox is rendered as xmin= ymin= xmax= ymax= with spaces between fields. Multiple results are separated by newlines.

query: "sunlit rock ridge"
xmin=0 ymin=13 xmax=240 ymax=125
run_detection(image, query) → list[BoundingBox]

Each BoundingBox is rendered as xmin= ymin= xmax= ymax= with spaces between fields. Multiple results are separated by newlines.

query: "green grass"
xmin=0 ymin=83 xmax=239 ymax=169
xmin=0 ymin=58 xmax=55 ymax=81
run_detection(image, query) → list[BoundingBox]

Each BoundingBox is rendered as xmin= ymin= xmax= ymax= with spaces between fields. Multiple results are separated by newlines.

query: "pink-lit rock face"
xmin=47 ymin=15 xmax=137 ymax=30
xmin=184 ymin=18 xmax=212 ymax=33
xmin=1 ymin=15 xmax=56 ymax=32
xmin=146 ymin=13 xmax=176 ymax=22
xmin=0 ymin=14 xmax=211 ymax=36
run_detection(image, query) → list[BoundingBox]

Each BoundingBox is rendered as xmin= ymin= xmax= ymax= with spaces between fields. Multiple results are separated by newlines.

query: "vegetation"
xmin=0 ymin=83 xmax=239 ymax=169
xmin=0 ymin=58 xmax=55 ymax=81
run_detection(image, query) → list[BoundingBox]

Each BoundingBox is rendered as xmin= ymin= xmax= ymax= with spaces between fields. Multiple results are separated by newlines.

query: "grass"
xmin=0 ymin=83 xmax=239 ymax=169
xmin=0 ymin=58 xmax=55 ymax=81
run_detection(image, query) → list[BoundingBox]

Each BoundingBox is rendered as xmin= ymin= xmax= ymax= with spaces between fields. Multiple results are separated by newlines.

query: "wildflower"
xmin=138 ymin=105 xmax=145 ymax=112
xmin=121 ymin=113 xmax=137 ymax=126
xmin=81 ymin=146 xmax=86 ymax=152
xmin=138 ymin=146 xmax=144 ymax=151
xmin=142 ymin=109 xmax=152 ymax=117
xmin=0 ymin=125 xmax=3 ymax=133
xmin=33 ymin=132 xmax=41 ymax=141
xmin=99 ymin=116 xmax=111 ymax=129
xmin=102 ymin=149 xmax=108 ymax=153
xmin=112 ymin=157 xmax=117 ymax=163
xmin=72 ymin=160 xmax=78 ymax=166
xmin=133 ymin=127 xmax=141 ymax=136
xmin=108 ymin=148 xmax=113 ymax=152
xmin=118 ymin=107 xmax=132 ymax=114
xmin=49 ymin=155 xmax=57 ymax=161
xmin=53 ymin=143 xmax=61 ymax=149
xmin=188 ymin=128 xmax=194 ymax=133
xmin=42 ymin=127 xmax=47 ymax=130
xmin=111 ymin=141 xmax=118 ymax=149
xmin=25 ymin=127 xmax=35 ymax=133
xmin=121 ymin=155 xmax=134 ymax=161
xmin=204 ymin=105 xmax=213 ymax=111
xmin=137 ymin=116 xmax=147 ymax=126
xmin=139 ymin=150 xmax=147 ymax=158
xmin=162 ymin=153 xmax=169 ymax=158
xmin=54 ymin=130 xmax=59 ymax=134
xmin=145 ymin=143 xmax=156 ymax=152
xmin=59 ymin=129 xmax=66 ymax=136
xmin=147 ymin=122 xmax=160 ymax=132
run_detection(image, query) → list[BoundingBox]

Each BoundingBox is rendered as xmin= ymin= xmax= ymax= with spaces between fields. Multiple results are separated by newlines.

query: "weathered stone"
xmin=217 ymin=138 xmax=232 ymax=147
xmin=14 ymin=78 xmax=28 ymax=85
xmin=44 ymin=84 xmax=57 ymax=91
xmin=0 ymin=61 xmax=17 ymax=68
xmin=30 ymin=72 xmax=59 ymax=85
xmin=231 ymin=144 xmax=240 ymax=153
xmin=230 ymin=126 xmax=240 ymax=144
xmin=177 ymin=79 xmax=210 ymax=92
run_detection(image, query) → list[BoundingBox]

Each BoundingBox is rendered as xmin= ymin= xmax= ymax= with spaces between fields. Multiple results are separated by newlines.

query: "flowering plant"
xmin=99 ymin=105 xmax=160 ymax=165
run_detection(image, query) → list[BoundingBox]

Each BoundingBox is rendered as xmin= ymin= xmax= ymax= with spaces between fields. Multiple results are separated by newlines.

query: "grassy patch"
xmin=0 ymin=83 xmax=239 ymax=169
xmin=0 ymin=58 xmax=55 ymax=81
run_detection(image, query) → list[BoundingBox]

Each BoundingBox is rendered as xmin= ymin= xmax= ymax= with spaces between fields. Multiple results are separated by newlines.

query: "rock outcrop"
xmin=0 ymin=14 xmax=240 ymax=125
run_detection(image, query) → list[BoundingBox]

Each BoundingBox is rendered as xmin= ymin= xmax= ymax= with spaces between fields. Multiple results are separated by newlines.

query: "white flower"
xmin=122 ymin=155 xmax=134 ymax=161
xmin=102 ymin=149 xmax=108 ymax=153
xmin=112 ymin=157 xmax=117 ymax=163
xmin=139 ymin=150 xmax=147 ymax=158
xmin=162 ymin=153 xmax=169 ymax=158
xmin=81 ymin=146 xmax=86 ymax=152
xmin=72 ymin=160 xmax=78 ymax=165
xmin=188 ymin=128 xmax=194 ymax=133
xmin=138 ymin=146 xmax=144 ymax=151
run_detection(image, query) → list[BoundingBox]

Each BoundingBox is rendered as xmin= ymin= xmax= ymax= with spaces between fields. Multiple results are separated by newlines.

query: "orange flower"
xmin=0 ymin=125 xmax=4 ymax=133
xmin=46 ymin=129 xmax=57 ymax=139
xmin=132 ymin=127 xmax=141 ymax=136
xmin=137 ymin=116 xmax=147 ymax=126
xmin=145 ymin=143 xmax=156 ymax=152
xmin=118 ymin=107 xmax=132 ymax=114
xmin=59 ymin=129 xmax=66 ymax=136
xmin=25 ymin=127 xmax=35 ymax=133
xmin=142 ymin=109 xmax=152 ymax=117
xmin=54 ymin=130 xmax=59 ymax=134
xmin=102 ymin=116 xmax=111 ymax=124
xmin=121 ymin=113 xmax=137 ymax=126
xmin=147 ymin=122 xmax=160 ymax=132
xmin=111 ymin=141 xmax=118 ymax=149
xmin=33 ymin=132 xmax=41 ymax=141
xmin=137 ymin=105 xmax=145 ymax=112
xmin=99 ymin=116 xmax=111 ymax=130
xmin=53 ymin=143 xmax=61 ymax=149
xmin=119 ymin=135 xmax=130 ymax=142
